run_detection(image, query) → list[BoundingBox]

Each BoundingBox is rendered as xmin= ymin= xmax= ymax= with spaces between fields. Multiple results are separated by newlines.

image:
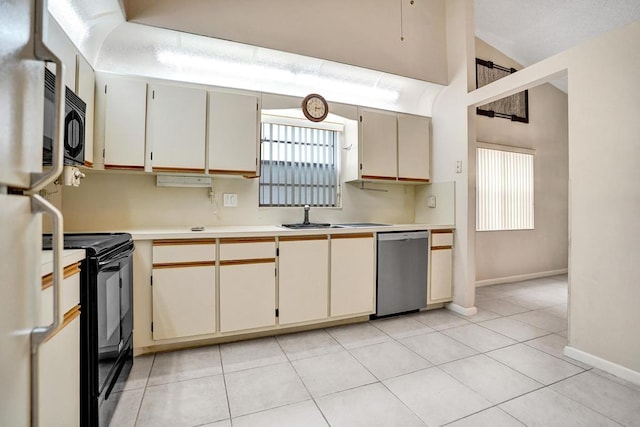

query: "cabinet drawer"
xmin=153 ymin=240 xmax=216 ymax=264
xmin=41 ymin=262 xmax=81 ymax=324
xmin=219 ymin=238 xmax=275 ymax=261
xmin=431 ymin=232 xmax=453 ymax=247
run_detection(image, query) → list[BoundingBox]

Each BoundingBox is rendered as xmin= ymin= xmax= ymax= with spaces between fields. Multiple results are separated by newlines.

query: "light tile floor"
xmin=110 ymin=275 xmax=640 ymax=426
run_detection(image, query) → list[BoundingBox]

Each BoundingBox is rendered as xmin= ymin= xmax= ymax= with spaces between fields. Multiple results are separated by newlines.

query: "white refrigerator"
xmin=1 ymin=0 xmax=66 ymax=425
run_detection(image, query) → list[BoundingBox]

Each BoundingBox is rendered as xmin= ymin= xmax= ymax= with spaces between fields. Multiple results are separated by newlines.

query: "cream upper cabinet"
xmin=102 ymin=76 xmax=147 ymax=170
xmin=398 ymin=114 xmax=430 ymax=182
xmin=428 ymin=230 xmax=454 ymax=304
xmin=219 ymin=238 xmax=276 ymax=333
xmin=147 ymin=84 xmax=207 ymax=173
xmin=351 ymin=109 xmax=431 ymax=184
xmin=152 ymin=240 xmax=216 ymax=340
xmin=330 ymin=234 xmax=375 ymax=317
xmin=360 ymin=109 xmax=398 ymax=181
xmin=46 ymin=17 xmax=77 ymax=91
xmin=208 ymin=91 xmax=260 ymax=176
xmin=76 ymin=54 xmax=94 ymax=168
xmin=278 ymin=236 xmax=329 ymax=325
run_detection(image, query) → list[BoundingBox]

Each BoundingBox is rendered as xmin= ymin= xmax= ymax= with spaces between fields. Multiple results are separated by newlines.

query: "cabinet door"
xmin=398 ymin=114 xmax=430 ymax=182
xmin=148 ymin=84 xmax=207 ymax=172
xmin=219 ymin=262 xmax=276 ymax=332
xmin=430 ymin=248 xmax=453 ymax=302
xmin=208 ymin=91 xmax=259 ymax=176
xmin=39 ymin=312 xmax=80 ymax=427
xmin=76 ymin=54 xmax=95 ymax=167
xmin=330 ymin=235 xmax=375 ymax=317
xmin=278 ymin=237 xmax=329 ymax=325
xmin=152 ymin=265 xmax=215 ymax=340
xmin=46 ymin=17 xmax=77 ymax=91
xmin=360 ymin=110 xmax=397 ymax=180
xmin=103 ymin=77 xmax=147 ymax=169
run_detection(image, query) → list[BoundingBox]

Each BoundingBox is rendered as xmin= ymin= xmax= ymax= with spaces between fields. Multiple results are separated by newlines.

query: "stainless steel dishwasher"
xmin=375 ymin=231 xmax=428 ymax=317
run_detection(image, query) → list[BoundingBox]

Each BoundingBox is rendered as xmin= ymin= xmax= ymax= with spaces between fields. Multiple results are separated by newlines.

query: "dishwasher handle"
xmin=377 ymin=231 xmax=428 ymax=241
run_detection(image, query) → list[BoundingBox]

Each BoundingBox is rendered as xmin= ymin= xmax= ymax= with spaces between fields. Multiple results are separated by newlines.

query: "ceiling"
xmin=474 ymin=0 xmax=640 ymax=70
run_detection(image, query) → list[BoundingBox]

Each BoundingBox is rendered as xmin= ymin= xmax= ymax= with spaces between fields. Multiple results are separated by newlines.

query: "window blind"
xmin=259 ymin=123 xmax=338 ymax=207
xmin=477 ymin=147 xmax=534 ymax=231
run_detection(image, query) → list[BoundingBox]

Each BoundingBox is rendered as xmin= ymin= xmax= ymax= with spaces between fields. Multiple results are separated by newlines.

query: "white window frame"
xmin=259 ymin=112 xmax=344 ymax=208
xmin=476 ymin=142 xmax=535 ymax=231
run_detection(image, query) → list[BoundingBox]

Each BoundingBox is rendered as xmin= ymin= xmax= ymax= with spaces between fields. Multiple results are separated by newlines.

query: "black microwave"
xmin=43 ymin=67 xmax=86 ymax=166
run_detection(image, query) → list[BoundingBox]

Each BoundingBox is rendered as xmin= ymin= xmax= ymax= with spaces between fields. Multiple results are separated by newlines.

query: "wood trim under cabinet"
xmin=42 ymin=262 xmax=81 ymax=290
xmin=105 ymin=164 xmax=144 ymax=171
xmin=153 ymin=239 xmax=216 ymax=246
xmin=279 ymin=235 xmax=329 ymax=242
xmin=361 ymin=175 xmax=397 ymax=181
xmin=153 ymin=167 xmax=206 ymax=174
xmin=330 ymin=233 xmax=375 ymax=240
xmin=219 ymin=258 xmax=276 ymax=266
xmin=209 ymin=169 xmax=257 ymax=176
xmin=153 ymin=261 xmax=216 ymax=269
xmin=43 ymin=305 xmax=81 ymax=343
xmin=430 ymin=229 xmax=454 ymax=234
xmin=220 ymin=237 xmax=276 ymax=244
xmin=431 ymin=245 xmax=453 ymax=250
xmin=397 ymin=177 xmax=430 ymax=183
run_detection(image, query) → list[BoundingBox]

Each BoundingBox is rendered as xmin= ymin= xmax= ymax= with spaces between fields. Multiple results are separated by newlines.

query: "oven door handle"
xmin=98 ymin=245 xmax=135 ymax=267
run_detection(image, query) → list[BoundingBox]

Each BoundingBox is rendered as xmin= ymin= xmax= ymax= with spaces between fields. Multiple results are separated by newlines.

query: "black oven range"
xmin=43 ymin=232 xmax=134 ymax=426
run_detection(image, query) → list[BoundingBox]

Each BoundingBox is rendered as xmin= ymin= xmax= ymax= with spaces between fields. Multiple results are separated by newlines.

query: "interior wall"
xmin=467 ymin=19 xmax=640 ymax=378
xmin=565 ymin=21 xmax=640 ymax=375
xmin=429 ymin=0 xmax=476 ymax=311
xmin=122 ymin=0 xmax=448 ymax=84
xmin=61 ymin=172 xmax=415 ymax=231
xmin=474 ymin=38 xmax=569 ymax=283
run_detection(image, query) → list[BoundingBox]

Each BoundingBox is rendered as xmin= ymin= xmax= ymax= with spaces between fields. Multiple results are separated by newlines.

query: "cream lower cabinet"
xmin=330 ymin=233 xmax=376 ymax=317
xmin=219 ymin=238 xmax=276 ymax=333
xmin=278 ymin=236 xmax=329 ymax=325
xmin=152 ymin=240 xmax=216 ymax=340
xmin=428 ymin=230 xmax=454 ymax=304
xmin=39 ymin=262 xmax=81 ymax=427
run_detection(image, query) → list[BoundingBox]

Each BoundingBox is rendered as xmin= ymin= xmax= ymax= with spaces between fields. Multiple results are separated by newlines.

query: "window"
xmin=476 ymin=146 xmax=534 ymax=231
xmin=259 ymin=117 xmax=340 ymax=207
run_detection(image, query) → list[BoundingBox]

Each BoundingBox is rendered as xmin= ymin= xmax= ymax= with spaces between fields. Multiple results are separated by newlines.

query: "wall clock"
xmin=302 ymin=93 xmax=329 ymax=122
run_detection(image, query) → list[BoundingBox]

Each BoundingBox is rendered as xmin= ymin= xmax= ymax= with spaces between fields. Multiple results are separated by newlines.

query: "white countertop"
xmin=128 ymin=224 xmax=455 ymax=240
xmin=41 ymin=249 xmax=85 ymax=276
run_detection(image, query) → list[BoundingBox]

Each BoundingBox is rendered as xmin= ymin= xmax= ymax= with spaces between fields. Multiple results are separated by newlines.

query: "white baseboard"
xmin=564 ymin=345 xmax=640 ymax=386
xmin=445 ymin=303 xmax=477 ymax=316
xmin=475 ymin=268 xmax=568 ymax=287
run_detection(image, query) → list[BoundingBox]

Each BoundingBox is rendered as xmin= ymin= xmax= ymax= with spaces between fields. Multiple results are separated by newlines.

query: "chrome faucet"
xmin=303 ymin=204 xmax=311 ymax=225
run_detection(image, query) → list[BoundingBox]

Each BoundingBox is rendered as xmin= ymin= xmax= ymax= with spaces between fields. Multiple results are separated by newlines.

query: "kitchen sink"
xmin=281 ymin=223 xmax=345 ymax=229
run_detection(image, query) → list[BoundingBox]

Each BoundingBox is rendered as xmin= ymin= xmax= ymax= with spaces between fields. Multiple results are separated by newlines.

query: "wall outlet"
xmin=427 ymin=195 xmax=437 ymax=208
xmin=223 ymin=193 xmax=238 ymax=207
xmin=456 ymin=160 xmax=463 ymax=174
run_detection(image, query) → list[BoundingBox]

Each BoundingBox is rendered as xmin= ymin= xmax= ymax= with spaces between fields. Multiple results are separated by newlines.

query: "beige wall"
xmin=468 ymin=20 xmax=640 ymax=378
xmin=61 ymin=172 xmax=415 ymax=231
xmin=427 ymin=0 xmax=476 ymax=311
xmin=122 ymin=0 xmax=448 ymax=84
xmin=474 ymin=38 xmax=569 ymax=283
xmin=566 ymin=21 xmax=640 ymax=376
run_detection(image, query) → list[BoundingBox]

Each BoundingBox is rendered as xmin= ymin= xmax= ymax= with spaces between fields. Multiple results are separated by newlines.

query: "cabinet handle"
xmin=29 ymin=0 xmax=65 ymax=193
xmin=30 ymin=194 xmax=63 ymax=427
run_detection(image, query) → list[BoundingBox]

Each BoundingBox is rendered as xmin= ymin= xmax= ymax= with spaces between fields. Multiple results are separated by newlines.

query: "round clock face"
xmin=302 ymin=94 xmax=328 ymax=122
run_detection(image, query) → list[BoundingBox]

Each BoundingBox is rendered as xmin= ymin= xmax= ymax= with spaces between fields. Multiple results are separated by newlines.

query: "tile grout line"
xmin=218 ymin=345 xmax=234 ymax=424
xmin=133 ymin=353 xmax=156 ymax=426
